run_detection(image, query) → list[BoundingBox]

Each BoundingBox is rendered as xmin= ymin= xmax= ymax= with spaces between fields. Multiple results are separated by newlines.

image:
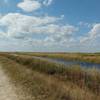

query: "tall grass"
xmin=3 ymin=54 xmax=100 ymax=96
xmin=20 ymin=52 xmax=100 ymax=64
xmin=0 ymin=55 xmax=100 ymax=100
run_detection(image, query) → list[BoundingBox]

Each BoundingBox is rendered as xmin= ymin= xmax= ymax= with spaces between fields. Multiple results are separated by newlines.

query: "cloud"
xmin=44 ymin=25 xmax=78 ymax=42
xmin=78 ymin=21 xmax=92 ymax=28
xmin=80 ymin=23 xmax=100 ymax=43
xmin=43 ymin=0 xmax=53 ymax=6
xmin=30 ymin=24 xmax=78 ymax=35
xmin=89 ymin=23 xmax=100 ymax=38
xmin=0 ymin=13 xmax=64 ymax=37
xmin=29 ymin=24 xmax=78 ymax=47
xmin=17 ymin=0 xmax=54 ymax=12
xmin=17 ymin=0 xmax=41 ymax=12
xmin=0 ymin=13 xmax=78 ymax=48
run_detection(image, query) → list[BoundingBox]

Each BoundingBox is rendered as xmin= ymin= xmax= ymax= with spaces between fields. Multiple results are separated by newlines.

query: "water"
xmin=33 ymin=56 xmax=100 ymax=69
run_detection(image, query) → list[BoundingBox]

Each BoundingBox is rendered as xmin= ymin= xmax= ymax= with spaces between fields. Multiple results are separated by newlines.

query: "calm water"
xmin=33 ymin=56 xmax=100 ymax=69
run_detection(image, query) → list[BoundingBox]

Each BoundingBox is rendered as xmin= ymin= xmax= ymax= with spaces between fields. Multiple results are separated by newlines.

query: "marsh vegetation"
xmin=0 ymin=52 xmax=100 ymax=100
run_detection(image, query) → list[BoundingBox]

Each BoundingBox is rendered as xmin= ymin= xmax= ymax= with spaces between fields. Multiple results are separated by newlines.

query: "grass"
xmin=0 ymin=53 xmax=100 ymax=100
xmin=17 ymin=52 xmax=100 ymax=64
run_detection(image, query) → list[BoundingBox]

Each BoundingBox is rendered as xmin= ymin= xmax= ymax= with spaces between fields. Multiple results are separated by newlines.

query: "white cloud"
xmin=17 ymin=0 xmax=54 ymax=12
xmin=89 ymin=23 xmax=100 ymax=38
xmin=0 ymin=13 xmax=63 ymax=37
xmin=17 ymin=0 xmax=41 ymax=12
xmin=44 ymin=25 xmax=78 ymax=43
xmin=80 ymin=23 xmax=100 ymax=43
xmin=43 ymin=0 xmax=53 ymax=6
xmin=0 ymin=13 xmax=78 ymax=48
xmin=78 ymin=21 xmax=92 ymax=28
xmin=30 ymin=24 xmax=78 ymax=35
xmin=0 ymin=0 xmax=99 ymax=52
xmin=27 ymin=24 xmax=78 ymax=47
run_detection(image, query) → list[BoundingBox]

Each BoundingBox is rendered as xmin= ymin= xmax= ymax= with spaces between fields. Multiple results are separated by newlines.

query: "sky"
xmin=0 ymin=0 xmax=100 ymax=52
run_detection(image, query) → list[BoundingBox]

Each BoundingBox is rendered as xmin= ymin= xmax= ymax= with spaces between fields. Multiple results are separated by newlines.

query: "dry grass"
xmin=19 ymin=52 xmax=100 ymax=64
xmin=0 ymin=53 xmax=100 ymax=100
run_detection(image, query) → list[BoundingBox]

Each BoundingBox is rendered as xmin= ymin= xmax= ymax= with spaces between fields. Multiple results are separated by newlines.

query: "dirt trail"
xmin=0 ymin=65 xmax=18 ymax=100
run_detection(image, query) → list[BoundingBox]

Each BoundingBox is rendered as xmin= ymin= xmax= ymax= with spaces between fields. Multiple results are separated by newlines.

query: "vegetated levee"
xmin=18 ymin=52 xmax=100 ymax=64
xmin=0 ymin=53 xmax=100 ymax=100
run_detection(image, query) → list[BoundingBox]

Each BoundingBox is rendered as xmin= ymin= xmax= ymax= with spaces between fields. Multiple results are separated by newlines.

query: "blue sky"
xmin=0 ymin=0 xmax=100 ymax=52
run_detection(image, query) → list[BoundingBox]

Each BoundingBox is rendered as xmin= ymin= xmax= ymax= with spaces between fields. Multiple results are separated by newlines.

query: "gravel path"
xmin=0 ymin=65 xmax=18 ymax=100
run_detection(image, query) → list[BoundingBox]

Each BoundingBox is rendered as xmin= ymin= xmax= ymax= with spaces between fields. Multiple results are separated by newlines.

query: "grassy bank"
xmin=2 ymin=54 xmax=100 ymax=94
xmin=17 ymin=52 xmax=100 ymax=64
xmin=0 ymin=53 xmax=100 ymax=100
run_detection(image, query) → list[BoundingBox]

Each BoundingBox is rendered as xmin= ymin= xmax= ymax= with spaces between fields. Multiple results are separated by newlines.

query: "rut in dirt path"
xmin=0 ymin=65 xmax=18 ymax=100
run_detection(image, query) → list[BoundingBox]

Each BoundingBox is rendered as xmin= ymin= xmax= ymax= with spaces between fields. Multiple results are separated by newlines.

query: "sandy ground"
xmin=0 ymin=65 xmax=18 ymax=100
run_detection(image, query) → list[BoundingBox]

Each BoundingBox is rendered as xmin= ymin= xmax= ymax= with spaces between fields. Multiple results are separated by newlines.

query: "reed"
xmin=3 ymin=53 xmax=100 ymax=95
